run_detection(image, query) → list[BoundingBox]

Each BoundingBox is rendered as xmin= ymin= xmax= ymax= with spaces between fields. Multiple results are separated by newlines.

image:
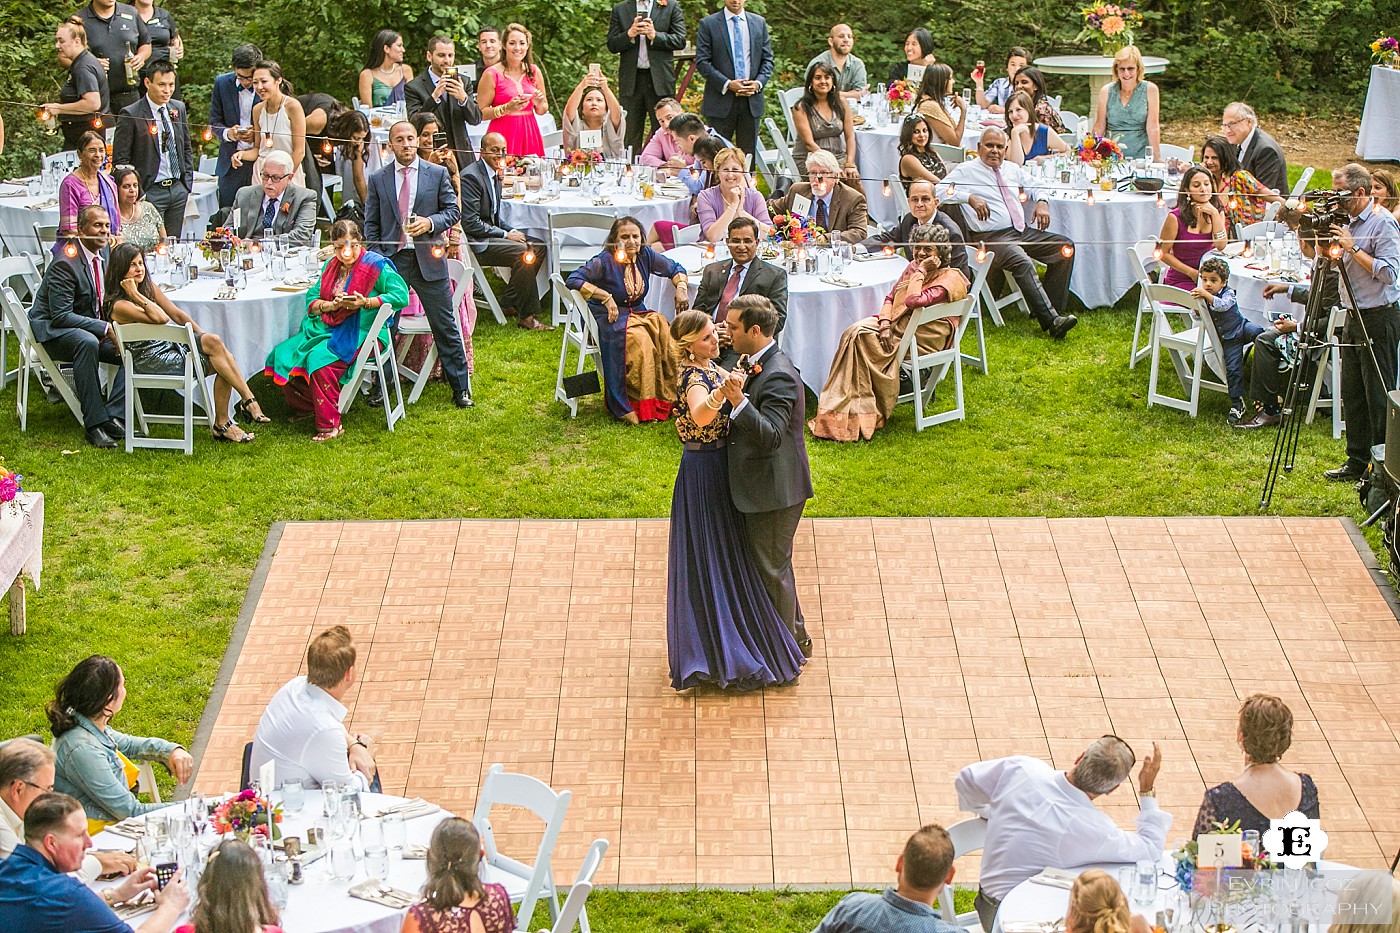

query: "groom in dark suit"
xmin=719 ymin=295 xmax=814 ymax=656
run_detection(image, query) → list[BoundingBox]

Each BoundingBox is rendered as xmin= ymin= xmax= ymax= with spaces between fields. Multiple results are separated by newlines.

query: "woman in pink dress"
xmin=476 ymin=22 xmax=548 ymax=157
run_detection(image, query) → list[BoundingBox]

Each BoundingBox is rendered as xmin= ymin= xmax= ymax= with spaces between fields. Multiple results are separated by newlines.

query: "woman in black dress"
xmin=297 ymin=93 xmax=348 ymax=208
xmin=897 ymin=113 xmax=947 ymax=191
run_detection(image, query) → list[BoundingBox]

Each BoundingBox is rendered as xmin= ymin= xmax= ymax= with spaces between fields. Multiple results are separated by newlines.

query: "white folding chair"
xmin=1159 ymin=143 xmax=1195 ymax=163
xmin=113 ymin=321 xmax=214 ymax=454
xmin=778 ymin=87 xmax=804 ymax=144
xmin=962 ymin=243 xmax=1026 ymax=327
xmin=896 ymin=295 xmax=976 ymax=429
xmin=396 ymin=258 xmax=472 ymax=404
xmin=1145 ymin=283 xmax=1228 ymax=417
xmin=960 ymin=248 xmax=992 ymax=374
xmin=33 ymin=225 xmax=60 ymax=270
xmin=764 ymin=118 xmax=801 ymax=182
xmin=0 ymin=256 xmax=41 ymax=389
xmin=673 ymin=224 xmax=703 ymax=247
xmin=466 ymin=248 xmax=509 ymax=325
xmin=1305 ymin=304 xmax=1344 ymax=439
xmin=42 ymin=151 xmax=79 ymax=174
xmin=542 ymin=129 xmax=564 ymax=151
xmin=320 ymin=172 xmax=342 ymax=222
xmin=472 ymin=763 xmax=573 ymax=932
xmin=198 ymin=155 xmax=217 ymax=175
xmin=336 ymin=301 xmax=405 ymax=429
xmin=1262 ymin=200 xmax=1282 ymax=222
xmin=930 ymin=142 xmax=966 ymax=167
xmin=1057 ymin=111 xmax=1082 ymax=137
xmin=1290 ymin=167 xmax=1314 ymax=198
xmin=1 ymin=285 xmax=88 ymax=431
xmin=1058 ymin=133 xmax=1078 ymax=151
xmin=1237 ymin=220 xmax=1280 ymax=243
xmin=937 ymin=817 xmax=986 ymax=931
xmin=548 ymin=211 xmax=615 ymax=326
xmin=1048 ymin=95 xmax=1063 ymax=110
xmin=885 ymin=174 xmax=909 ymax=219
xmin=552 ymin=273 xmax=605 ymax=418
xmin=136 ymin=761 xmax=162 ymax=803
xmin=1126 ymin=238 xmax=1160 ymax=369
xmin=541 ymin=838 xmax=608 ymax=933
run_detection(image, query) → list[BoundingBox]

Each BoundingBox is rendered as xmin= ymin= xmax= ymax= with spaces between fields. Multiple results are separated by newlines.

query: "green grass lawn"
xmin=0 ymin=157 xmax=1367 ymax=928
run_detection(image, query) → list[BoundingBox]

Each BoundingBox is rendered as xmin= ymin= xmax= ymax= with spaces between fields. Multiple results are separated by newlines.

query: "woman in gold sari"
xmin=809 ymin=224 xmax=969 ymax=441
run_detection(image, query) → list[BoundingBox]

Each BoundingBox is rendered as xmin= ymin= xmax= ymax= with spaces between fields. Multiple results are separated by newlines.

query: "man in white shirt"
xmin=942 ymin=127 xmax=1078 ymax=339
xmin=0 ymin=738 xmax=135 ymax=883
xmin=955 ymin=735 xmax=1169 ymax=933
xmin=250 ymin=625 xmax=379 ymax=793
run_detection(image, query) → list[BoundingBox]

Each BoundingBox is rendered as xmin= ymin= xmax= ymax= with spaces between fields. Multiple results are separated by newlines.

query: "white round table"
xmin=1033 ymin=54 xmax=1169 ymax=115
xmin=92 ymin=791 xmax=530 ymax=933
xmin=0 ymin=176 xmax=220 ymax=258
xmin=499 ymin=187 xmax=691 ymax=242
xmin=160 ymin=264 xmax=311 ymax=379
xmin=650 ymin=243 xmax=908 ymax=393
xmin=1225 ymin=252 xmax=1308 ymax=327
xmin=1357 ymin=65 xmax=1400 ymax=162
xmin=854 ymin=118 xmax=987 ymax=227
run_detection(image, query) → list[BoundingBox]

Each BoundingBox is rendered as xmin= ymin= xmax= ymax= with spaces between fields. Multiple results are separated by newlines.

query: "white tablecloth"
xmin=0 ymin=492 xmax=42 ymax=594
xmin=370 ymin=113 xmax=558 ymax=150
xmin=650 ymin=243 xmax=907 ymax=393
xmin=1357 ymin=66 xmax=1400 ymax=162
xmin=1226 ymin=253 xmax=1308 ymax=327
xmin=500 ymin=188 xmax=691 ymax=242
xmin=853 ymin=119 xmax=986 ymax=227
xmin=0 ymin=177 xmax=220 ymax=258
xmin=161 ymin=268 xmax=309 ymax=378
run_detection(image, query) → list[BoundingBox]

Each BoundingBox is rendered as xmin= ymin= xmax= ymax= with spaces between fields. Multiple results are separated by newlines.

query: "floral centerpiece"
xmin=198 ymin=226 xmax=243 ymax=266
xmin=769 ymin=213 xmax=824 ymax=249
xmin=1171 ymin=820 xmax=1271 ymax=894
xmin=563 ymin=148 xmax=605 ymax=177
xmin=1077 ymin=3 xmax=1144 ymax=55
xmin=1373 ymin=35 xmax=1400 ymax=67
xmin=1077 ymin=133 xmax=1125 ymax=187
xmin=887 ymin=80 xmax=914 ymax=115
xmin=0 ymin=461 xmax=22 ymax=516
xmin=213 ymin=789 xmax=281 ymax=843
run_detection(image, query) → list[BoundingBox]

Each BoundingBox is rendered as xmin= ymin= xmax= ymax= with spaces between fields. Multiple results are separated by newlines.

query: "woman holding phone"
xmin=562 ymin=68 xmax=626 ymax=159
xmin=478 ymin=22 xmax=548 ymax=156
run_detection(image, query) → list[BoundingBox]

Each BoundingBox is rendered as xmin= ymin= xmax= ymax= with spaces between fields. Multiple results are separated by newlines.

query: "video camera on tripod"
xmin=1294 ymin=188 xmax=1351 ymax=246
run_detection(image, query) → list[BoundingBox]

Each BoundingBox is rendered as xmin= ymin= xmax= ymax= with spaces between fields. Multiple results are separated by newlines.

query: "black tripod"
xmin=1259 ymin=250 xmax=1369 ymax=510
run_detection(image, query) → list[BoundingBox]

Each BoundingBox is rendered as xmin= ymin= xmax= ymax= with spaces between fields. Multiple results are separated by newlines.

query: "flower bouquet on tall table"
xmin=1077 ymin=134 xmax=1125 ymax=188
xmin=0 ymin=462 xmax=22 ymax=516
xmin=1373 ymin=35 xmax=1400 ymax=67
xmin=198 ymin=227 xmax=242 ymax=270
xmin=1077 ymin=3 xmax=1145 ymax=55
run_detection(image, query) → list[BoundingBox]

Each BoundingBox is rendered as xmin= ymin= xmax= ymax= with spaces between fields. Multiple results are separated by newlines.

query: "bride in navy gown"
xmin=665 ymin=310 xmax=806 ymax=691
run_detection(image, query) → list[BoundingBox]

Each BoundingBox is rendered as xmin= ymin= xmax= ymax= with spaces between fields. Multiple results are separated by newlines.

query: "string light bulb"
xmin=1152 ymin=246 xmax=1163 ymax=261
xmin=1061 ymin=244 xmax=1074 ymax=259
xmin=945 ymin=183 xmax=955 ymax=197
xmin=323 ymin=141 xmax=333 ymax=154
xmin=203 ymin=127 xmax=213 ymax=141
xmin=1155 ymin=193 xmax=1165 ymax=208
xmin=156 ymin=242 xmax=168 ymax=256
xmin=976 ymin=241 xmax=988 ymax=264
xmin=882 ymin=180 xmax=891 ymax=197
xmin=882 ymin=245 xmax=895 ymax=257
xmin=431 ymin=244 xmax=445 ymax=258
xmin=92 ymin=116 xmax=103 ymax=129
xmin=248 ymin=241 xmax=261 ymax=253
xmin=1086 ymin=190 xmax=1095 ymax=206
xmin=614 ymin=247 xmax=627 ymax=262
xmin=64 ymin=241 xmax=78 ymax=258
xmin=38 ymin=109 xmax=52 ymax=122
xmin=523 ymin=249 xmax=536 ymax=265
xmin=148 ymin=122 xmax=159 ymax=136
xmin=704 ymin=243 xmax=716 ymax=260
xmin=1328 ymin=243 xmax=1342 ymax=259
xmin=1228 ymin=196 xmax=1239 ymax=211
xmin=1241 ymin=244 xmax=1254 ymax=258
xmin=1018 ymin=185 xmax=1028 ymax=203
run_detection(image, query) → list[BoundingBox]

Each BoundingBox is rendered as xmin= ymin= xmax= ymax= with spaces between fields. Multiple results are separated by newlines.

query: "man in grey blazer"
xmin=365 ymin=120 xmax=473 ymax=408
xmin=718 ymin=295 xmax=814 ymax=656
xmin=694 ymin=217 xmax=786 ymax=368
xmin=230 ymin=151 xmax=317 ymax=244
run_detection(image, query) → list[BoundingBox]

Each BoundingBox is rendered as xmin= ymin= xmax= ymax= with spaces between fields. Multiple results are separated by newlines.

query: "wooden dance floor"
xmin=195 ymin=517 xmax=1400 ymax=886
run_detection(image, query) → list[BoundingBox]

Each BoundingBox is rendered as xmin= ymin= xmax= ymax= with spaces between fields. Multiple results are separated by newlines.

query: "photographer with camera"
xmin=1265 ymin=164 xmax=1400 ymax=482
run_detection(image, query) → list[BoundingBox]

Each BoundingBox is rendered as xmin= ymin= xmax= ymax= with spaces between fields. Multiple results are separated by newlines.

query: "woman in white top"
xmin=562 ymin=71 xmax=626 ymax=160
xmin=235 ymin=59 xmax=306 ymax=187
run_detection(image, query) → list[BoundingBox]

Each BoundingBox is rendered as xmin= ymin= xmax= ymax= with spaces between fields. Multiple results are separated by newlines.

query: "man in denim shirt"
xmin=812 ymin=824 xmax=960 ymax=933
xmin=1266 ymin=163 xmax=1400 ymax=481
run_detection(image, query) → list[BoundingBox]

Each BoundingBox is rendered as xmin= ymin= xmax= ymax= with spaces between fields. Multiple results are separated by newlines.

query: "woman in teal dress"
xmin=265 ymin=219 xmax=408 ymax=442
xmin=1092 ymin=45 xmax=1160 ymax=161
xmin=358 ymin=29 xmax=412 ymax=107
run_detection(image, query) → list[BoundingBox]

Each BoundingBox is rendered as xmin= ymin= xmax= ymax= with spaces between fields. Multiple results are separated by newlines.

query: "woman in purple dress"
xmin=665 ymin=310 xmax=805 ymax=691
xmin=1159 ymin=166 xmax=1227 ymax=289
xmin=56 ymin=131 xmax=120 ymax=254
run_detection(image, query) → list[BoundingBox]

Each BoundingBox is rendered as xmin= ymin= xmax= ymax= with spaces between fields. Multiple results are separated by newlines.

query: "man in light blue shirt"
xmin=812 ymin=824 xmax=960 ymax=933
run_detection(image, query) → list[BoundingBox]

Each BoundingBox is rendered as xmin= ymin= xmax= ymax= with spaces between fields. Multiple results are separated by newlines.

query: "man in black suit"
xmin=460 ymin=131 xmax=552 ymax=331
xmin=719 ymin=295 xmax=814 ymax=656
xmin=695 ymin=217 xmax=786 ymax=368
xmin=365 ymin=121 xmax=473 ymax=408
xmin=861 ymin=180 xmax=970 ymax=278
xmin=405 ymin=35 xmax=482 ymax=171
xmin=28 ymin=205 xmax=125 ymax=448
xmin=694 ymin=0 xmax=772 ymax=156
xmin=112 ymin=60 xmax=192 ymax=237
xmin=1221 ymin=102 xmax=1288 ymax=195
xmin=606 ymin=0 xmax=688 ymax=157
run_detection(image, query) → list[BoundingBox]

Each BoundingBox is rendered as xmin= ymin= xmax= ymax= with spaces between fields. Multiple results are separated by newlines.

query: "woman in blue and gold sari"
xmin=566 ymin=215 xmax=691 ymax=423
xmin=265 ymin=218 xmax=408 ymax=441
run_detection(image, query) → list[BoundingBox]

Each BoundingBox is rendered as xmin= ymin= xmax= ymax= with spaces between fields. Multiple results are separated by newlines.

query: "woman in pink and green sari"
xmin=265 ymin=218 xmax=408 ymax=441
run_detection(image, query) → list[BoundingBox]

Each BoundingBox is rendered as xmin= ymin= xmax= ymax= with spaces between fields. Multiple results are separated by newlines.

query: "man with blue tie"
xmin=365 ymin=121 xmax=474 ymax=409
xmin=208 ymin=43 xmax=262 ymax=208
xmin=112 ymin=60 xmax=192 ymax=237
xmin=694 ymin=0 xmax=772 ymax=157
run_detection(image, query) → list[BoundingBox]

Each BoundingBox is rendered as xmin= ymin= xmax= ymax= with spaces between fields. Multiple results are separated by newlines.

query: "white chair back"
xmin=548 ymin=211 xmax=617 ymax=326
xmin=886 ymin=174 xmax=909 ymax=219
xmin=1262 ymin=200 xmax=1282 ymax=222
xmin=570 ymin=839 xmax=609 ymax=933
xmin=1058 ymin=110 xmax=1083 ymax=137
xmin=542 ymin=129 xmax=564 ymax=150
xmin=471 ymin=763 xmax=573 ymax=932
xmin=1144 ymin=283 xmax=1228 ymax=416
xmin=1237 ymin=220 xmax=1280 ymax=243
xmin=113 ymin=321 xmax=214 ymax=453
xmin=0 ymin=256 xmax=41 ymax=388
xmin=674 ymin=224 xmax=702 ymax=246
xmin=937 ymin=818 xmax=987 ymax=930
xmin=1159 ymin=143 xmax=1195 ymax=163
xmin=778 ymin=87 xmax=804 ymax=143
xmin=1290 ymin=167 xmax=1314 ymax=198
xmin=1126 ymin=237 xmax=1159 ymax=369
xmin=764 ymin=117 xmax=801 ymax=182
xmin=895 ymin=294 xmax=977 ymax=430
xmin=963 ymin=244 xmax=1025 ymax=327
xmin=930 ymin=142 xmax=966 ymax=167
xmin=335 ymin=301 xmax=405 ymax=429
xmin=395 ymin=259 xmax=473 ymax=404
xmin=198 ymin=155 xmax=217 ymax=175
xmin=1 ymin=284 xmax=87 ymax=431
xmin=959 ymin=250 xmax=992 ymax=374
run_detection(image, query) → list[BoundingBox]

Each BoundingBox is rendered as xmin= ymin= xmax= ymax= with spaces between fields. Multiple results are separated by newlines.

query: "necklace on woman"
xmin=376 ymin=63 xmax=399 ymax=77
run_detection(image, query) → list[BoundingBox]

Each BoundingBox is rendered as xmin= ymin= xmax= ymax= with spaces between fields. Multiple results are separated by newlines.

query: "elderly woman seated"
xmin=1193 ymin=694 xmax=1319 ymax=837
xmin=49 ymin=655 xmax=190 ymax=830
xmin=567 ymin=215 xmax=690 ymax=424
xmin=695 ymin=147 xmax=772 ymax=242
xmin=562 ymin=72 xmax=626 ymax=160
xmin=264 ymin=218 xmax=408 ymax=442
xmin=808 ymin=224 xmax=969 ymax=441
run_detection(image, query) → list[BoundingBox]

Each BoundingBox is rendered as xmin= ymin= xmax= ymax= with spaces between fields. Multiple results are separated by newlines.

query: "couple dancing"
xmin=666 ymin=296 xmax=813 ymax=691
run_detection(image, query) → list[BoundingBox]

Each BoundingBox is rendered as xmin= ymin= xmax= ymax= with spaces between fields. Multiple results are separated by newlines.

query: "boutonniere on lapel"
xmin=281 ymin=202 xmax=292 ymax=214
xmin=657 ymin=1 xmax=667 ymax=6
xmin=737 ymin=355 xmax=761 ymax=378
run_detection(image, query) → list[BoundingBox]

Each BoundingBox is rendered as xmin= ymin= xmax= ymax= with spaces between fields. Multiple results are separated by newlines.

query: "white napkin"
xmin=819 ymin=275 xmax=860 ymax=288
xmin=1028 ymin=867 xmax=1078 ymax=889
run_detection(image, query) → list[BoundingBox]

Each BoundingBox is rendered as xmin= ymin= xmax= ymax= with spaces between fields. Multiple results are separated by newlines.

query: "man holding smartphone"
xmin=208 ymin=43 xmax=262 ymax=208
xmin=405 ymin=34 xmax=482 ymax=170
xmin=607 ymin=0 xmax=688 ymax=157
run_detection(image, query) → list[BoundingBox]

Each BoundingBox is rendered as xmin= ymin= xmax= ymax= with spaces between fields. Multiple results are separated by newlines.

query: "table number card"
xmin=906 ymin=64 xmax=927 ymax=86
xmin=579 ymin=129 xmax=603 ymax=150
xmin=232 ymin=208 xmax=241 ymax=230
xmin=790 ymin=193 xmax=812 ymax=218
xmin=258 ymin=759 xmax=276 ymax=796
xmin=1196 ymin=832 xmax=1244 ymax=868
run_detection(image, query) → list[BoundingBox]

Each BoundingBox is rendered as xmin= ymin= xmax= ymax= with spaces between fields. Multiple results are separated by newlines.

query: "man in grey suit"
xmin=230 ymin=151 xmax=317 ymax=244
xmin=606 ymin=0 xmax=687 ymax=156
xmin=718 ymin=295 xmax=814 ymax=656
xmin=29 ymin=205 xmax=125 ymax=448
xmin=695 ymin=217 xmax=786 ymax=368
xmin=694 ymin=0 xmax=772 ymax=157
xmin=365 ymin=120 xmax=473 ymax=408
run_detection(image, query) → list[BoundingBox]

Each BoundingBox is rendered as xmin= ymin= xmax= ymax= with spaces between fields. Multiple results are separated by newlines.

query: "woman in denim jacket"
xmin=48 ymin=655 xmax=192 ymax=827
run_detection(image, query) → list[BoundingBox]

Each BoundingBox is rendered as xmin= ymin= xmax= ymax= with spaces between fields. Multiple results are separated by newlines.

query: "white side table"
xmin=0 ymin=492 xmax=44 ymax=635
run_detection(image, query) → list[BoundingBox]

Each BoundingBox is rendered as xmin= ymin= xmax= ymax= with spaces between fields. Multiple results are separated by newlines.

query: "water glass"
xmin=265 ymin=860 xmax=290 ymax=909
xmin=1133 ymin=859 xmax=1157 ymax=907
xmin=329 ymin=841 xmax=357 ymax=882
xmin=360 ymin=817 xmax=384 ymax=851
xmin=364 ymin=845 xmax=390 ymax=879
xmin=282 ymin=779 xmax=305 ymax=813
xmin=1242 ymin=829 xmax=1260 ymax=861
xmin=382 ymin=812 xmax=405 ymax=851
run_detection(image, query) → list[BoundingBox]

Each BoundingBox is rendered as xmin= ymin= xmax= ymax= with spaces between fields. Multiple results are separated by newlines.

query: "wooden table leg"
xmin=8 ymin=577 xmax=24 ymax=636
